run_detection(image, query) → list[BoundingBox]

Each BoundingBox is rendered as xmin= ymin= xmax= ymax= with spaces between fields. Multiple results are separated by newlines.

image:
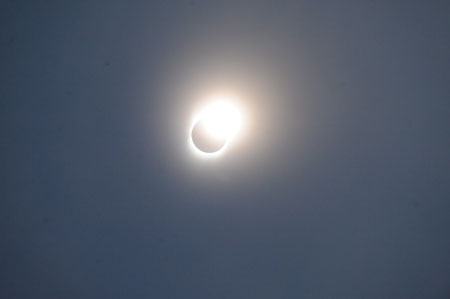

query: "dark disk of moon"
xmin=191 ymin=119 xmax=227 ymax=153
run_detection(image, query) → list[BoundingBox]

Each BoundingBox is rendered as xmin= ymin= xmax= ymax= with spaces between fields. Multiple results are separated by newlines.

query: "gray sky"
xmin=2 ymin=1 xmax=450 ymax=298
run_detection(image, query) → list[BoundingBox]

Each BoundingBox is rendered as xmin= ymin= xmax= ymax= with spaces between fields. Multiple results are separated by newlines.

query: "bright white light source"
xmin=200 ymin=102 xmax=242 ymax=140
xmin=189 ymin=96 xmax=243 ymax=157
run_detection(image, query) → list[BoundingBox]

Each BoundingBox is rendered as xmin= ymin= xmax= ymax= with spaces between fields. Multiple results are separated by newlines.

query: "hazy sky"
xmin=2 ymin=1 xmax=450 ymax=298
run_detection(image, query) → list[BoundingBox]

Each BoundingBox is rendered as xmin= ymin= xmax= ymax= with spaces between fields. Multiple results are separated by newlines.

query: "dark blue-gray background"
xmin=2 ymin=1 xmax=450 ymax=298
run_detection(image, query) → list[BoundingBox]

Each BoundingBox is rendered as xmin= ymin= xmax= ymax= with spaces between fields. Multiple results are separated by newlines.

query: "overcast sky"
xmin=2 ymin=1 xmax=450 ymax=298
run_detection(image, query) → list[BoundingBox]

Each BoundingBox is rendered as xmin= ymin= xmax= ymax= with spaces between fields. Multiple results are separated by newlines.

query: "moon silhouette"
xmin=191 ymin=119 xmax=227 ymax=153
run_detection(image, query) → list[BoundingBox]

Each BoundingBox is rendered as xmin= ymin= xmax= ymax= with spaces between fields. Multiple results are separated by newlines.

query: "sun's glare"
xmin=189 ymin=96 xmax=243 ymax=158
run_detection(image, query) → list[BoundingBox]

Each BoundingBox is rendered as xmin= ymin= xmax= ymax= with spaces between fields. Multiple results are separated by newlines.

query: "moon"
xmin=189 ymin=99 xmax=243 ymax=157
xmin=191 ymin=119 xmax=228 ymax=153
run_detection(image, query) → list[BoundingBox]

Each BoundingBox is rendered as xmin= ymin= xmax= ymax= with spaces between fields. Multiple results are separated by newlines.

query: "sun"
xmin=189 ymin=96 xmax=243 ymax=158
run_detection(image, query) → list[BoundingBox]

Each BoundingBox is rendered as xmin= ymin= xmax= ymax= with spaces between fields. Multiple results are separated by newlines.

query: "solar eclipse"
xmin=189 ymin=97 xmax=243 ymax=158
